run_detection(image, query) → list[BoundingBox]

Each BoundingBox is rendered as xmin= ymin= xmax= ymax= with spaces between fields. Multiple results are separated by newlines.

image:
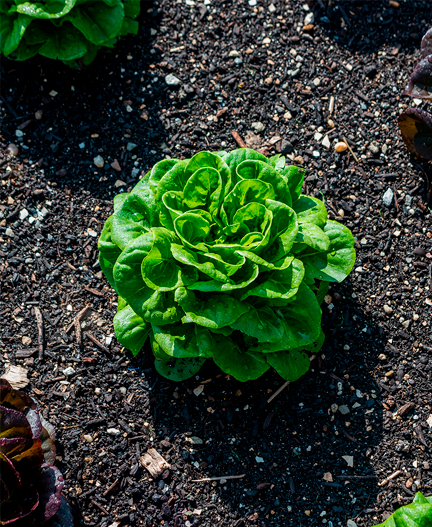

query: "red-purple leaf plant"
xmin=0 ymin=379 xmax=71 ymax=526
xmin=398 ymin=28 xmax=432 ymax=160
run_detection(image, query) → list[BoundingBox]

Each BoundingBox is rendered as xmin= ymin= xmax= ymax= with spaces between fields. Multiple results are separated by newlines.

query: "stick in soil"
xmin=267 ymin=355 xmax=316 ymax=403
xmin=85 ymin=332 xmax=111 ymax=355
xmin=34 ymin=307 xmax=44 ymax=360
xmin=191 ymin=474 xmax=246 ymax=482
xmin=66 ymin=305 xmax=92 ymax=334
xmin=342 ymin=136 xmax=359 ymax=163
xmin=231 ymin=131 xmax=247 ymax=148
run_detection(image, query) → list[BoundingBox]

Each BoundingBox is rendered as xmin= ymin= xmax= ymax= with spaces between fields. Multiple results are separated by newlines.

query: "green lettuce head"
xmin=99 ymin=148 xmax=356 ymax=382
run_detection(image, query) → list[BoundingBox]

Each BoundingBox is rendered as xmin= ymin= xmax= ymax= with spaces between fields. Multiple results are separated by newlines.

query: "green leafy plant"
xmin=373 ymin=492 xmax=432 ymax=527
xmin=99 ymin=148 xmax=356 ymax=382
xmin=398 ymin=28 xmax=432 ymax=159
xmin=0 ymin=378 xmax=72 ymax=526
xmin=0 ymin=0 xmax=140 ymax=65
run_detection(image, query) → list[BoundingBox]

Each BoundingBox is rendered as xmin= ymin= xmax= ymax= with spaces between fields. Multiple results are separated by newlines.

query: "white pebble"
xmin=93 ymin=155 xmax=104 ymax=168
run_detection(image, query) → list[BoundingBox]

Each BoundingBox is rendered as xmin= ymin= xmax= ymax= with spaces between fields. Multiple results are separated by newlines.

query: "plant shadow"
xmin=0 ymin=6 xmax=170 ymax=201
xmin=313 ymin=0 xmax=432 ymax=55
xmin=130 ymin=278 xmax=389 ymax=526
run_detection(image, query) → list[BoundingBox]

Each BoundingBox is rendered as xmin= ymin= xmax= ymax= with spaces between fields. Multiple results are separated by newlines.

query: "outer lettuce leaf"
xmin=398 ymin=108 xmax=432 ymax=160
xmin=373 ymin=492 xmax=432 ymax=527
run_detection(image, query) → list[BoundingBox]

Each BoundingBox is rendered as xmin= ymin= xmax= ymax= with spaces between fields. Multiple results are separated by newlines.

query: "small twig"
xmin=83 ymin=285 xmax=104 ymax=297
xmin=429 ymin=263 xmax=432 ymax=291
xmin=103 ymin=478 xmax=119 ymax=497
xmin=378 ymin=470 xmax=402 ymax=487
xmin=267 ymin=381 xmax=290 ymax=404
xmin=74 ymin=316 xmax=82 ymax=349
xmin=231 ymin=131 xmax=247 ymax=148
xmin=34 ymin=307 xmax=44 ymax=360
xmin=336 ymin=475 xmax=377 ymax=480
xmin=191 ymin=474 xmax=246 ymax=483
xmin=393 ymin=185 xmax=399 ymax=214
xmin=90 ymin=500 xmax=109 ymax=515
xmin=85 ymin=332 xmax=111 ymax=355
xmin=342 ymin=136 xmax=359 ymax=163
xmin=66 ymin=305 xmax=92 ymax=334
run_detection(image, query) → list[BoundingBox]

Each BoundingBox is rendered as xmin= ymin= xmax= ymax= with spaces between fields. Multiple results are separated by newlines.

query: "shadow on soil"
xmin=313 ymin=0 xmax=432 ymax=55
xmin=1 ymin=8 xmax=169 ymax=200
xmin=131 ymin=279 xmax=387 ymax=527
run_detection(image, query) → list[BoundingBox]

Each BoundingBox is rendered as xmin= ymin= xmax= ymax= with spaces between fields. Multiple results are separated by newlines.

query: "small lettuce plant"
xmin=0 ymin=0 xmax=140 ymax=65
xmin=398 ymin=28 xmax=432 ymax=159
xmin=373 ymin=492 xmax=432 ymax=527
xmin=99 ymin=148 xmax=356 ymax=382
xmin=0 ymin=379 xmax=70 ymax=526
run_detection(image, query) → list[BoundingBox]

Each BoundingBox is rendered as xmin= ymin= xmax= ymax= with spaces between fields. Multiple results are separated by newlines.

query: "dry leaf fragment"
xmin=323 ymin=472 xmax=333 ymax=482
xmin=1 ymin=364 xmax=29 ymax=389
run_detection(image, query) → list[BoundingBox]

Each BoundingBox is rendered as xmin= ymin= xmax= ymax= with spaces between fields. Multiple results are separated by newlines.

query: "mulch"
xmin=1 ymin=1 xmax=432 ymax=526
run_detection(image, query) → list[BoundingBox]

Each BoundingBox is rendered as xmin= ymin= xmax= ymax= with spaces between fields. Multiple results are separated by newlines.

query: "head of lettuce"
xmin=1 ymin=1 xmax=140 ymax=65
xmin=98 ymin=148 xmax=356 ymax=382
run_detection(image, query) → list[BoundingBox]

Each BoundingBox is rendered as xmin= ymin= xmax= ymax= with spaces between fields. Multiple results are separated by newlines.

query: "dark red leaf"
xmin=0 ymin=383 xmax=42 ymax=440
xmin=421 ymin=28 xmax=432 ymax=58
xmin=0 ymin=405 xmax=32 ymax=439
xmin=32 ymin=464 xmax=64 ymax=523
xmin=398 ymin=108 xmax=432 ymax=160
xmin=0 ymin=482 xmax=39 ymax=525
xmin=405 ymin=55 xmax=432 ymax=99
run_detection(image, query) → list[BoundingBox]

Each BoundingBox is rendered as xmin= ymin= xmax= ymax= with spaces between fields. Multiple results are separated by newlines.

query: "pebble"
xmin=107 ymin=428 xmax=121 ymax=436
xmin=165 ymin=74 xmax=181 ymax=86
xmin=248 ymin=0 xmax=257 ymax=5
xmin=335 ymin=141 xmax=347 ymax=152
xmin=304 ymin=12 xmax=314 ymax=24
xmin=413 ymin=313 xmax=419 ymax=321
xmin=338 ymin=405 xmax=350 ymax=415
xmin=229 ymin=50 xmax=240 ymax=57
xmin=15 ymin=130 xmax=24 ymax=138
xmin=186 ymin=436 xmax=203 ymax=445
xmin=255 ymin=456 xmax=264 ymax=463
xmin=22 ymin=336 xmax=32 ymax=345
xmin=111 ymin=159 xmax=122 ymax=172
xmin=35 ymin=110 xmax=43 ymax=120
xmin=331 ymin=403 xmax=338 ymax=414
xmin=79 ymin=142 xmax=85 ymax=149
xmin=347 ymin=521 xmax=357 ymax=527
xmin=83 ymin=434 xmax=93 ymax=443
xmin=193 ymin=385 xmax=204 ymax=396
xmin=63 ymin=367 xmax=76 ymax=376
xmin=383 ymin=305 xmax=393 ymax=315
xmin=120 ymin=387 xmax=127 ymax=395
xmin=313 ymin=77 xmax=320 ymax=86
xmin=368 ymin=141 xmax=380 ymax=154
xmin=114 ymin=180 xmax=126 ymax=187
xmin=93 ymin=155 xmax=104 ymax=168
xmin=19 ymin=209 xmax=29 ymax=220
xmin=382 ymin=188 xmax=394 ymax=207
xmin=126 ymin=142 xmax=137 ymax=151
xmin=268 ymin=3 xmax=276 ymax=13
xmin=7 ymin=143 xmax=19 ymax=156
xmin=312 ymin=150 xmax=320 ymax=158
xmin=322 ymin=135 xmax=330 ymax=149
xmin=252 ymin=121 xmax=265 ymax=132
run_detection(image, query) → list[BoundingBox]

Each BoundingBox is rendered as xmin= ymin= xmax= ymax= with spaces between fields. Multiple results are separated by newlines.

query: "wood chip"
xmin=398 ymin=402 xmax=415 ymax=417
xmin=140 ymin=449 xmax=170 ymax=477
xmin=231 ymin=130 xmax=247 ymax=148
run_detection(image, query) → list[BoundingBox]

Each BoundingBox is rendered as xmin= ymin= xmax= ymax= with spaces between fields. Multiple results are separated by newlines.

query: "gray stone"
xmin=368 ymin=141 xmax=380 ymax=154
xmin=252 ymin=121 xmax=265 ymax=132
xmin=338 ymin=405 xmax=350 ymax=415
xmin=63 ymin=367 xmax=76 ymax=376
xmin=107 ymin=428 xmax=121 ymax=436
xmin=93 ymin=155 xmax=104 ymax=168
xmin=165 ymin=74 xmax=181 ymax=86
xmin=382 ymin=188 xmax=393 ymax=207
xmin=304 ymin=12 xmax=314 ymax=25
xmin=126 ymin=142 xmax=137 ymax=151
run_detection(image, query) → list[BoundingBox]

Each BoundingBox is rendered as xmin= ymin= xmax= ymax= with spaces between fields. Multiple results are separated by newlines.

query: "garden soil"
xmin=1 ymin=1 xmax=432 ymax=526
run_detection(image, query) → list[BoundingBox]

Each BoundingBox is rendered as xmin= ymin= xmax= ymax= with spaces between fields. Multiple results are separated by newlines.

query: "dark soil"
xmin=1 ymin=1 xmax=432 ymax=526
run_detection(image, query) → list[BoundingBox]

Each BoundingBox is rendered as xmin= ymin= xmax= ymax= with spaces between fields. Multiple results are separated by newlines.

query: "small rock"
xmin=7 ymin=143 xmax=19 ymax=156
xmin=383 ymin=305 xmax=393 ymax=315
xmin=229 ymin=50 xmax=240 ymax=57
xmin=35 ymin=110 xmax=43 ymax=120
xmin=49 ymin=90 xmax=58 ymax=97
xmin=83 ymin=435 xmax=93 ymax=443
xmin=111 ymin=159 xmax=122 ymax=172
xmin=262 ymin=37 xmax=271 ymax=45
xmin=79 ymin=142 xmax=85 ymax=149
xmin=335 ymin=142 xmax=347 ymax=152
xmin=120 ymin=387 xmax=127 ymax=395
xmin=312 ymin=150 xmax=320 ymax=158
xmin=186 ymin=436 xmax=203 ymax=445
xmin=338 ymin=405 xmax=350 ymax=415
xmin=107 ymin=428 xmax=121 ymax=436
xmin=5 ymin=227 xmax=14 ymax=237
xmin=63 ymin=367 xmax=76 ymax=377
xmin=255 ymin=456 xmax=264 ymax=463
xmin=19 ymin=209 xmax=29 ymax=220
xmin=126 ymin=142 xmax=137 ymax=152
xmin=114 ymin=180 xmax=126 ymax=187
xmin=22 ymin=336 xmax=32 ymax=346
xmin=280 ymin=139 xmax=293 ymax=154
xmin=322 ymin=135 xmax=331 ymax=149
xmin=15 ymin=130 xmax=24 ymax=138
xmin=368 ymin=141 xmax=380 ymax=154
xmin=248 ymin=0 xmax=257 ymax=5
xmin=331 ymin=404 xmax=338 ymax=414
xmin=165 ymin=74 xmax=181 ymax=86
xmin=93 ymin=155 xmax=104 ymax=168
xmin=347 ymin=521 xmax=357 ymax=527
xmin=314 ymin=132 xmax=323 ymax=141
xmin=323 ymin=472 xmax=333 ymax=482
xmin=304 ymin=12 xmax=314 ymax=24
xmin=252 ymin=122 xmax=265 ymax=133
xmin=382 ymin=188 xmax=394 ymax=207
xmin=342 ymin=455 xmax=354 ymax=467
xmin=193 ymin=385 xmax=204 ymax=396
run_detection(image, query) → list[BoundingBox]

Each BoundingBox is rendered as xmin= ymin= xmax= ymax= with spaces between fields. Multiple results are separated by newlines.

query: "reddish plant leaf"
xmin=0 ymin=382 xmax=42 ymax=439
xmin=0 ymin=405 xmax=32 ymax=439
xmin=405 ymin=55 xmax=432 ymax=99
xmin=421 ymin=28 xmax=432 ymax=58
xmin=0 ymin=482 xmax=39 ymax=525
xmin=398 ymin=108 xmax=432 ymax=160
xmin=32 ymin=464 xmax=65 ymax=524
